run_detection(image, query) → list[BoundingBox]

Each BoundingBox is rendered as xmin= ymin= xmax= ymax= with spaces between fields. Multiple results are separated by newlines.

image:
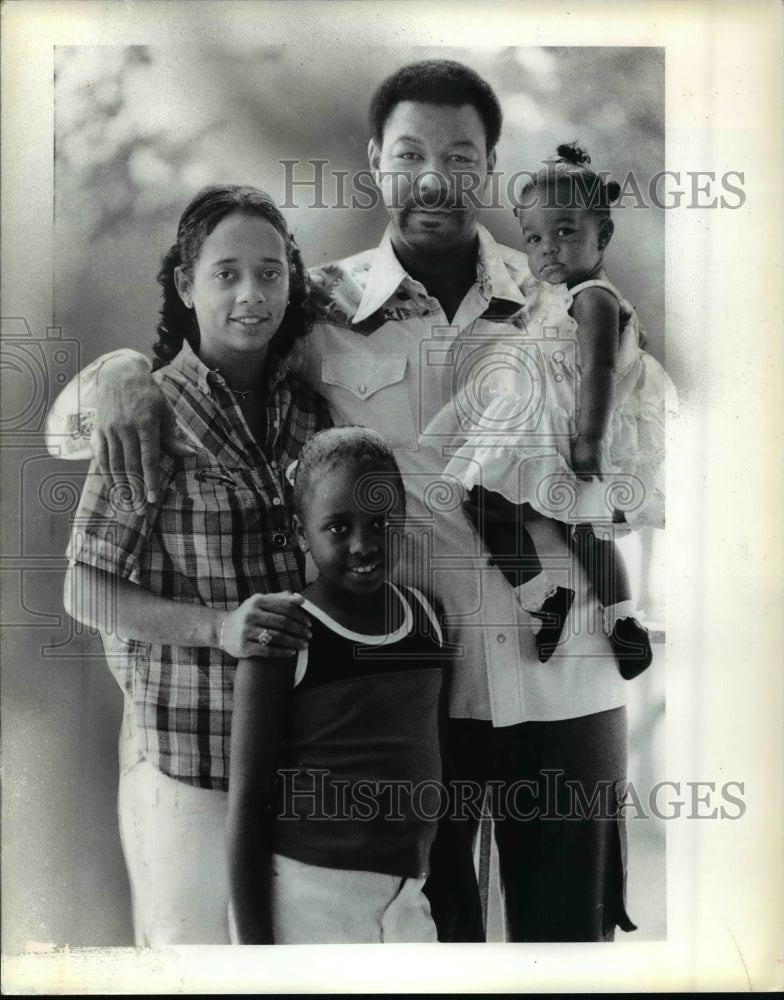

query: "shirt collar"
xmin=352 ymin=224 xmax=525 ymax=325
xmin=476 ymin=225 xmax=527 ymax=308
xmin=352 ymin=228 xmax=411 ymax=324
xmin=170 ymin=339 xmax=288 ymax=394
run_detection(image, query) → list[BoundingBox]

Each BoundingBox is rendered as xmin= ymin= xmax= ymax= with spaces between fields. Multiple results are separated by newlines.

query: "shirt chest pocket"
xmin=320 ymin=353 xmax=417 ymax=448
xmin=159 ymin=455 xmax=280 ymax=549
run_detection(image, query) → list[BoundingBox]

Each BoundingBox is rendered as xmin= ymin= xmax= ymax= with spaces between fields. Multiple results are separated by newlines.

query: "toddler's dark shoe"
xmin=610 ymin=617 xmax=653 ymax=680
xmin=530 ymin=586 xmax=575 ymax=663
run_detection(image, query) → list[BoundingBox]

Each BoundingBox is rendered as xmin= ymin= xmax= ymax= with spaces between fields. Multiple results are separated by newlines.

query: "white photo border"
xmin=1 ymin=1 xmax=782 ymax=994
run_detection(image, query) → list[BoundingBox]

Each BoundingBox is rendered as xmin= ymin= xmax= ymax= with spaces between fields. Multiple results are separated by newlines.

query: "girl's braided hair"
xmin=153 ymin=185 xmax=312 ymax=371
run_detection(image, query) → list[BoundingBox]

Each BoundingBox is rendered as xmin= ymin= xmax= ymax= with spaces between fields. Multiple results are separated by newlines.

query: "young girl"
xmin=426 ymin=143 xmax=675 ymax=677
xmin=64 ymin=186 xmax=331 ymax=944
xmin=227 ymin=426 xmax=447 ymax=944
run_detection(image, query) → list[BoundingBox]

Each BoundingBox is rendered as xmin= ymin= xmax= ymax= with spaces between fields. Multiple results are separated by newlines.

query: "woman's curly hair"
xmin=152 ymin=185 xmax=312 ymax=371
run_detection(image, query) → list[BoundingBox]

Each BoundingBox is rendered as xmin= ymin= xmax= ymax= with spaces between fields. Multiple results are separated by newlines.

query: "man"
xmin=48 ymin=59 xmax=636 ymax=942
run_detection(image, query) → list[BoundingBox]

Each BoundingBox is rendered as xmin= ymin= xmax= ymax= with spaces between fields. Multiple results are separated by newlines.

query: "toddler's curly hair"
xmin=514 ymin=142 xmax=622 ymax=219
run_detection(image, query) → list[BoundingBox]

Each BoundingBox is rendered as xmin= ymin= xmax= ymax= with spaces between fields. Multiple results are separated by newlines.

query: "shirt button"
xmin=272 ymin=531 xmax=287 ymax=548
xmin=497 ymin=633 xmax=506 ymax=643
xmin=358 ymin=384 xmax=367 ymax=395
xmin=272 ymin=497 xmax=282 ymax=506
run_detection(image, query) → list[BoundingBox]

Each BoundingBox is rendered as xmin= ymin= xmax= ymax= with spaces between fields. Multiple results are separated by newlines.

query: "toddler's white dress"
xmin=423 ymin=274 xmax=678 ymax=534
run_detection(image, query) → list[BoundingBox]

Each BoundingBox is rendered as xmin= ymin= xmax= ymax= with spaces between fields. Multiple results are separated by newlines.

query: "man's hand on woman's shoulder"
xmin=92 ymin=353 xmax=195 ymax=503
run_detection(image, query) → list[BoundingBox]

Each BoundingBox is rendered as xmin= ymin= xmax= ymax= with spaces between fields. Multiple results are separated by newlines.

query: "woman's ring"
xmin=258 ymin=628 xmax=273 ymax=646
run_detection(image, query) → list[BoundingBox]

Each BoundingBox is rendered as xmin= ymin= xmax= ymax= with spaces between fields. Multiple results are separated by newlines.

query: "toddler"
xmin=426 ymin=143 xmax=676 ymax=677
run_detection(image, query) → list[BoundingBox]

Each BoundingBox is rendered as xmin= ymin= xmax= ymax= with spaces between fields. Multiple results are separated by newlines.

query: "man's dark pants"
xmin=424 ymin=708 xmax=637 ymax=942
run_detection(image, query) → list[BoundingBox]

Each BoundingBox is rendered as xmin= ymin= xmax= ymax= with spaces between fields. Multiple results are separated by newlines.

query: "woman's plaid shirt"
xmin=67 ymin=342 xmax=331 ymax=790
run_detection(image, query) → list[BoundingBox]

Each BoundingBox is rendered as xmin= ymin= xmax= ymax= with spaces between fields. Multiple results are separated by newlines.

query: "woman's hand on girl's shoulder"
xmin=219 ymin=592 xmax=312 ymax=659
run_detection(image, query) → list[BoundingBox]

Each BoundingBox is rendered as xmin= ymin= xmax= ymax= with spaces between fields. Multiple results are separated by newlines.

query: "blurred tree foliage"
xmin=55 ymin=44 xmax=663 ymax=243
xmin=53 ymin=44 xmax=668 ymax=365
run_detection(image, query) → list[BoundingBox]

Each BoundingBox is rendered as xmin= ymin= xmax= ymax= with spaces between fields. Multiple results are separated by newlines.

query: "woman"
xmin=64 ymin=185 xmax=331 ymax=944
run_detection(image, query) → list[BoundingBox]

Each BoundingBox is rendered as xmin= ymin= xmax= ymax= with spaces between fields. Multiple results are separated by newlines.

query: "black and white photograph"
xmin=1 ymin=1 xmax=781 ymax=994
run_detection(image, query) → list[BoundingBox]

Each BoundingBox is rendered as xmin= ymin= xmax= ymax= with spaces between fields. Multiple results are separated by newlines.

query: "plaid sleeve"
xmin=66 ymin=457 xmax=171 ymax=580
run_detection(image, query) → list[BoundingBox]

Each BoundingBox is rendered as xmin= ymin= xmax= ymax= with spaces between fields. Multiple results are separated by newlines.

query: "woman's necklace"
xmin=215 ymin=369 xmax=259 ymax=400
xmin=216 ymin=371 xmax=267 ymax=444
xmin=225 ymin=384 xmax=253 ymax=400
